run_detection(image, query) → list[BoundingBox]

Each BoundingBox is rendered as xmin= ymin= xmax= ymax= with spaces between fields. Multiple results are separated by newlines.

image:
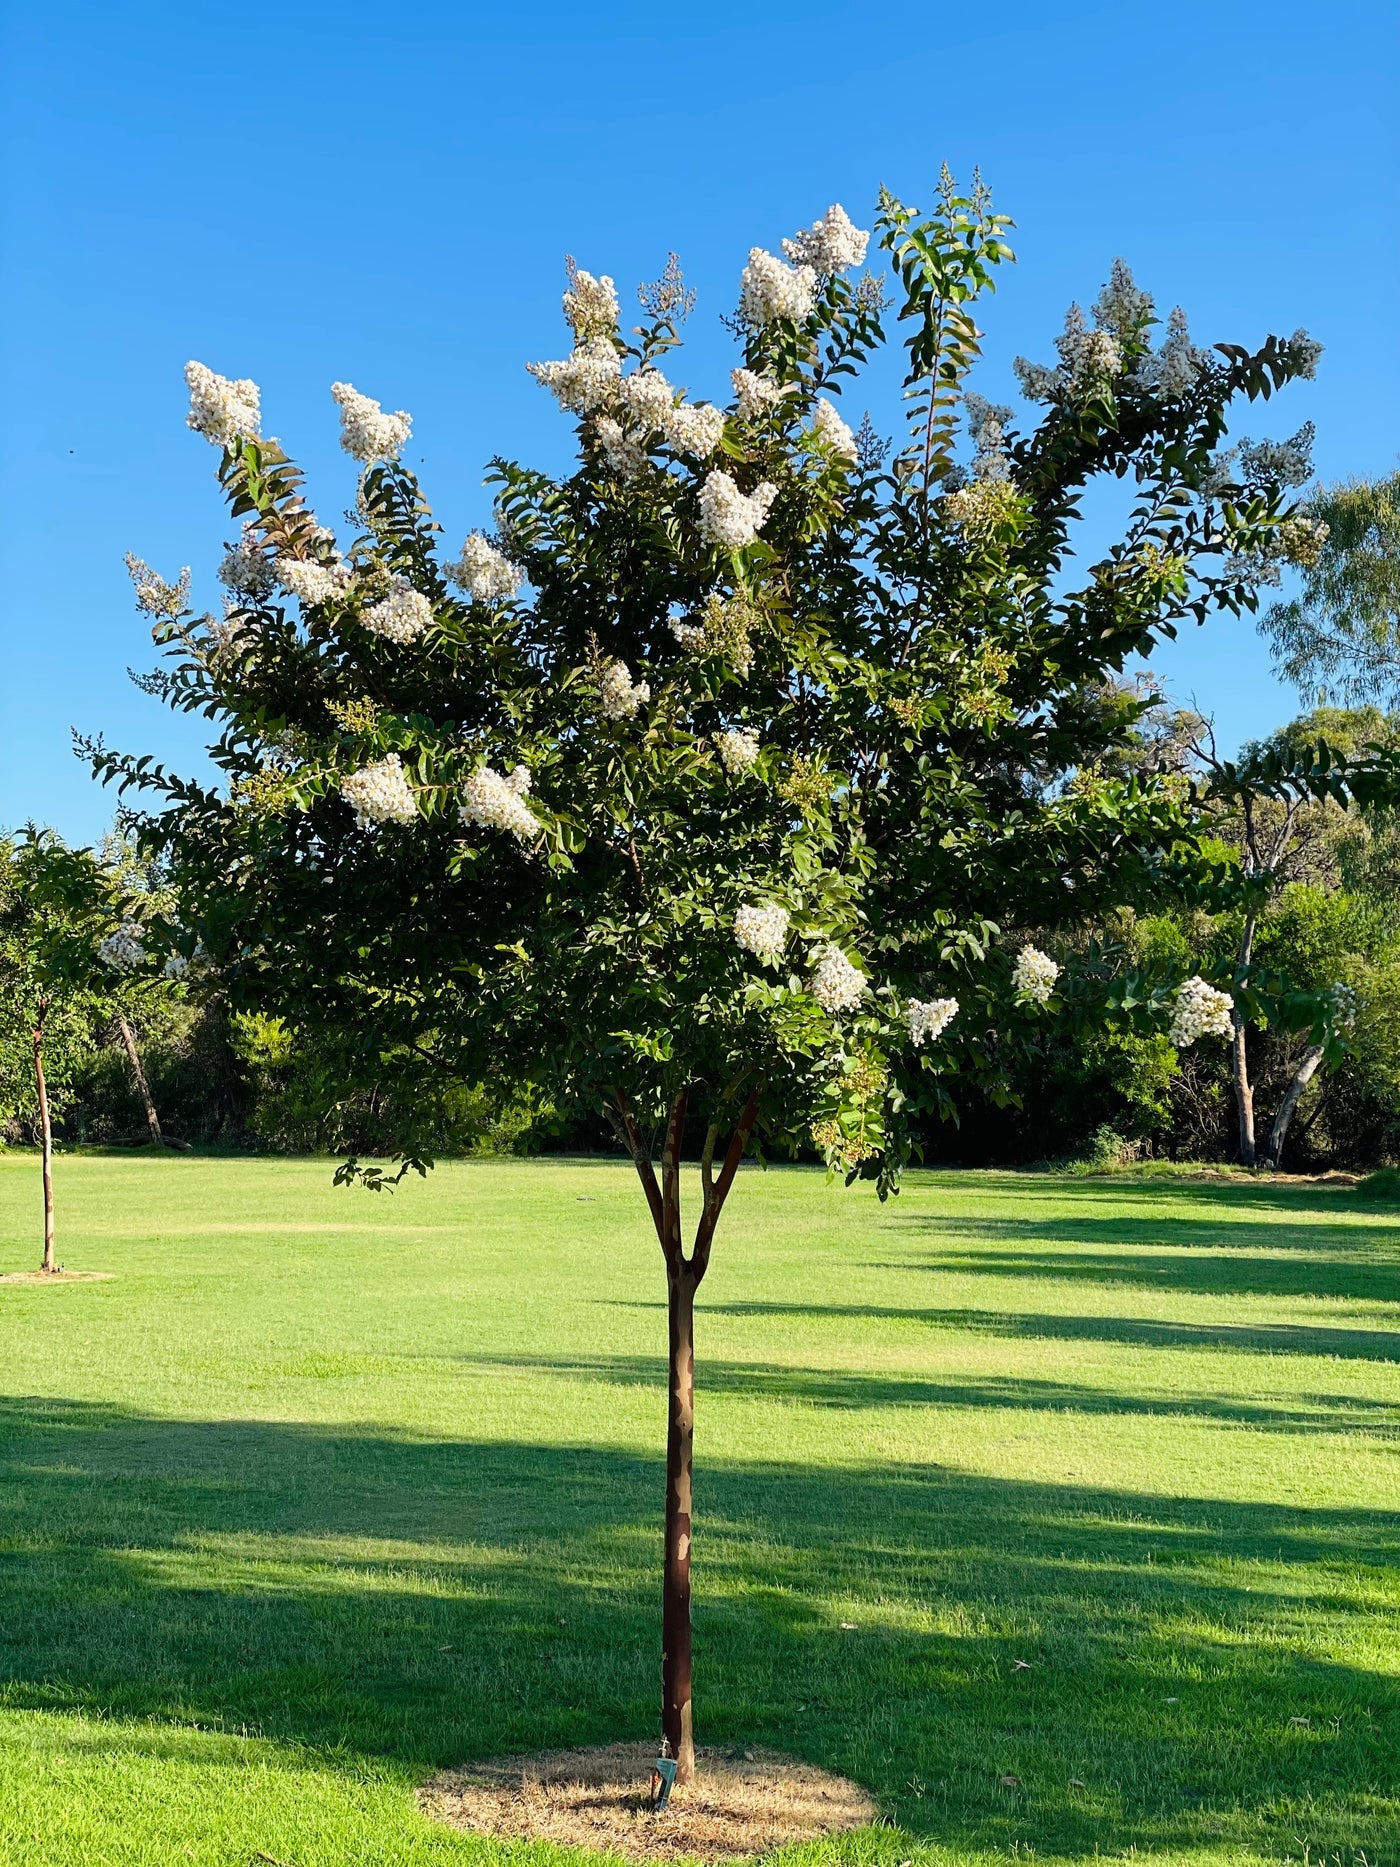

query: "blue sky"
xmin=2 ymin=0 xmax=1396 ymax=844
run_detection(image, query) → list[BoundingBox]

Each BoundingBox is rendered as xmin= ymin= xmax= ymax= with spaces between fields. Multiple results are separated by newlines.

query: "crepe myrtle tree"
xmin=99 ymin=173 xmax=1331 ymax=1777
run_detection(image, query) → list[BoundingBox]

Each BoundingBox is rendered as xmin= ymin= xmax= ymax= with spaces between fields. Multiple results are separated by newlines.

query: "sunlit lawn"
xmin=1 ymin=1150 xmax=1397 ymax=1866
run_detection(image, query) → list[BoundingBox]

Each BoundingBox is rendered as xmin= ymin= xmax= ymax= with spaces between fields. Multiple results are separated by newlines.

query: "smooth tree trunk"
xmin=116 ymin=1015 xmax=164 ymax=1147
xmin=1260 ymin=1043 xmax=1326 ymax=1170
xmin=1232 ymin=910 xmax=1259 ymax=1167
xmin=33 ymin=1017 xmax=55 ymax=1273
xmin=613 ymin=1081 xmax=760 ymax=1785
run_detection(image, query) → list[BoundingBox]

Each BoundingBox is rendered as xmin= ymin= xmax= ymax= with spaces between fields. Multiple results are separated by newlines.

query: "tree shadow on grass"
xmin=698 ymin=1299 xmax=1400 ymax=1364
xmin=880 ymin=1208 xmax=1400 ymax=1306
xmin=0 ymin=1396 xmax=1396 ymax=1859
xmin=454 ymin=1350 xmax=1400 ymax=1437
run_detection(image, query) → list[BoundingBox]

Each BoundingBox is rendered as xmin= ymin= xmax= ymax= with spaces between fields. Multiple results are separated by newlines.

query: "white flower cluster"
xmin=185 ymin=360 xmax=260 ymax=446
xmin=734 ymin=902 xmax=789 ymax=967
xmin=1092 ymin=258 xmax=1154 ymax=339
xmin=731 ymin=368 xmax=784 ymax=418
xmin=99 ymin=922 xmax=146 ymax=972
xmin=340 ymin=754 xmax=418 ymax=828
xmin=277 ymin=554 xmax=352 ymax=606
xmin=563 ymin=268 xmax=619 ymax=339
xmin=1287 ymin=329 xmax=1323 ymax=379
xmin=811 ymin=398 xmax=858 ymax=462
xmin=698 ymin=471 xmax=778 ymax=549
xmin=714 ymin=727 xmax=760 ymax=774
xmin=617 ymin=369 xmax=725 ymax=457
xmin=331 ymin=382 xmax=412 ymax=462
xmin=1013 ymin=305 xmax=1123 ymax=404
xmin=907 ymin=996 xmax=958 ymax=1045
xmin=1012 ymin=945 xmax=1060 ymax=1004
xmin=1169 ymin=975 xmax=1234 ymax=1046
xmin=1136 ymin=307 xmax=1207 ymax=398
xmin=448 ymin=533 xmax=523 ymax=602
xmin=529 ymin=336 xmax=621 ymax=414
xmin=362 ymin=579 xmax=432 ymax=643
xmin=666 ymin=402 xmax=727 ymax=457
xmin=782 ymin=203 xmax=870 ymax=274
xmin=963 ymin=392 xmax=1012 ymax=482
xmin=460 ymin=764 xmax=538 ymax=843
xmin=739 ymin=248 xmax=816 ymax=327
xmin=594 ymin=416 xmax=648 ymax=481
xmin=125 ymin=554 xmax=191 ymax=620
xmin=599 ymin=658 xmax=650 ymax=720
xmin=1241 ymin=424 xmax=1315 ymax=490
xmin=810 ymin=944 xmax=866 ymax=1013
xmin=218 ymin=527 xmax=274 ymax=600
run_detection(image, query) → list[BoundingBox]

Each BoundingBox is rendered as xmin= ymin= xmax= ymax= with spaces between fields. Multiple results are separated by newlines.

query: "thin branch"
xmin=611 ymin=1089 xmax=664 ymax=1245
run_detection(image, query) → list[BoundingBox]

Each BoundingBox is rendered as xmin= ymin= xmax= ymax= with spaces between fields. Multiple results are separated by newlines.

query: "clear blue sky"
xmin=2 ymin=0 xmax=1396 ymax=844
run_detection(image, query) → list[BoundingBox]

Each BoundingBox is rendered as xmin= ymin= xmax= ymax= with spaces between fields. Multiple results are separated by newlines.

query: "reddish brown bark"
xmin=615 ymin=1083 xmax=760 ymax=1784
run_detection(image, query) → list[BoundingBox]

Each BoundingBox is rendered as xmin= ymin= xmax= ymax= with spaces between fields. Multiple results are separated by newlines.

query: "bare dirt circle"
xmin=419 ymin=1743 xmax=879 ymax=1862
xmin=0 ymin=1270 xmax=115 ymax=1284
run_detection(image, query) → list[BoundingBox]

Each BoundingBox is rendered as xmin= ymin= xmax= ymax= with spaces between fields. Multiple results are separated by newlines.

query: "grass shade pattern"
xmin=0 ymin=1151 xmax=1397 ymax=1865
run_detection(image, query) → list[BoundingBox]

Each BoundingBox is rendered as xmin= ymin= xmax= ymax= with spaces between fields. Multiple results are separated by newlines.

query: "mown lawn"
xmin=0 ymin=1151 xmax=1397 ymax=1867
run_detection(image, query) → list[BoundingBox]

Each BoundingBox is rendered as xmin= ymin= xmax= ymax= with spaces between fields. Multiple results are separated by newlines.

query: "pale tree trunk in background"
xmin=116 ymin=1015 xmax=163 ymax=1147
xmin=33 ymin=1011 xmax=55 ymax=1273
xmin=1261 ymin=1044 xmax=1326 ymax=1170
xmin=612 ymin=1081 xmax=760 ymax=1786
xmin=1232 ymin=908 xmax=1259 ymax=1167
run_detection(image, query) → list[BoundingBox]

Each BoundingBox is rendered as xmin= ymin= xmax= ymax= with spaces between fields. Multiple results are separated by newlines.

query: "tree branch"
xmin=690 ymin=1086 xmax=761 ymax=1283
xmin=611 ymin=1090 xmax=665 ymax=1246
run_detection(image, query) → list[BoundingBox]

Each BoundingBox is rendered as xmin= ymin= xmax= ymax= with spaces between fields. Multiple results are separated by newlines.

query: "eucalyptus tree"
xmin=99 ymin=173 xmax=1327 ymax=1776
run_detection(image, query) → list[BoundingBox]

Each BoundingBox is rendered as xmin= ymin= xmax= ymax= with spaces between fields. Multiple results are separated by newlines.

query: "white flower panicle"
xmin=739 ymin=247 xmax=816 ymax=326
xmin=734 ymin=902 xmax=789 ymax=968
xmin=99 ymin=922 xmax=147 ymax=973
xmin=563 ymin=268 xmax=619 ymax=339
xmin=185 ymin=361 xmax=260 ymax=446
xmin=330 ymin=382 xmax=412 ymax=462
xmin=619 ymin=368 xmax=676 ymax=429
xmin=698 ymin=471 xmax=778 ymax=549
xmin=731 ymin=368 xmax=784 ymax=418
xmin=1092 ymin=258 xmax=1154 ymax=340
xmin=1169 ymin=975 xmax=1234 ymax=1046
xmin=1136 ymin=307 xmax=1207 ymax=398
xmin=1240 ymin=424 xmax=1315 ymax=490
xmin=907 ymin=996 xmax=958 ymax=1045
xmin=594 ymin=415 xmax=648 ymax=481
xmin=810 ymin=944 xmax=866 ymax=1013
xmin=1288 ymin=329 xmax=1323 ymax=379
xmin=812 ymin=398 xmax=858 ymax=462
xmin=714 ymin=727 xmax=760 ymax=773
xmin=1277 ymin=516 xmax=1330 ymax=569
xmin=362 ymin=579 xmax=433 ymax=644
xmin=125 ymin=554 xmax=191 ymax=619
xmin=340 ymin=754 xmax=418 ymax=828
xmin=782 ymin=203 xmax=870 ymax=274
xmin=218 ymin=527 xmax=274 ymax=600
xmin=665 ymin=402 xmax=727 ymax=457
xmin=599 ymin=658 xmax=651 ymax=720
xmin=448 ymin=533 xmax=523 ymax=603
xmin=277 ymin=554 xmax=352 ymax=606
xmin=1012 ymin=945 xmax=1060 ymax=1004
xmin=460 ymin=764 xmax=538 ymax=843
xmin=528 ymin=336 xmax=621 ymax=414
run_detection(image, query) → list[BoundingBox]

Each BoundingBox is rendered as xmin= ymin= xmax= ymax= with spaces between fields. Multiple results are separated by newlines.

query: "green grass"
xmin=1 ymin=1151 xmax=1397 ymax=1867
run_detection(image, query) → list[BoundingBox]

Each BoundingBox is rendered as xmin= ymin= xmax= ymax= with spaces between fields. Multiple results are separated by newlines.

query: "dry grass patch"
xmin=420 ymin=1743 xmax=878 ymax=1862
xmin=0 ymin=1269 xmax=114 ymax=1283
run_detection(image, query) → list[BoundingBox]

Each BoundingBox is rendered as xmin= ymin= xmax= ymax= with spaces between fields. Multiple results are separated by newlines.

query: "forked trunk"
xmin=611 ymin=1081 xmax=761 ymax=1786
xmin=1260 ymin=1043 xmax=1325 ymax=1171
xmin=116 ymin=1014 xmax=164 ymax=1147
xmin=33 ymin=1021 xmax=55 ymax=1273
xmin=662 ymin=1263 xmax=697 ymax=1775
